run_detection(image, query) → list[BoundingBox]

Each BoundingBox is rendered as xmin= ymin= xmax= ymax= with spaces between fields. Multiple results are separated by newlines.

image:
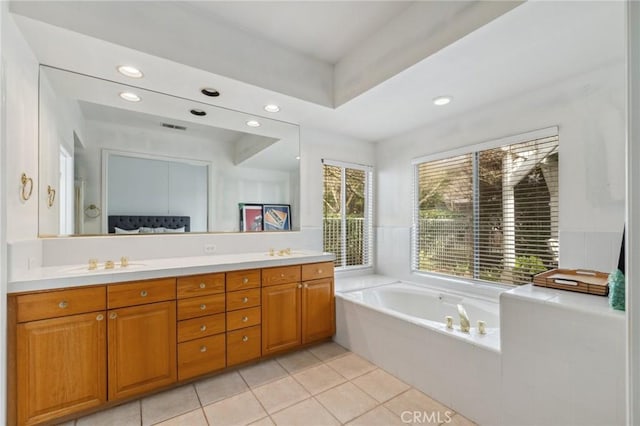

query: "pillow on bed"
xmin=139 ymin=227 xmax=154 ymax=233
xmin=152 ymin=227 xmax=167 ymax=233
xmin=114 ymin=227 xmax=140 ymax=234
xmin=164 ymin=227 xmax=186 ymax=233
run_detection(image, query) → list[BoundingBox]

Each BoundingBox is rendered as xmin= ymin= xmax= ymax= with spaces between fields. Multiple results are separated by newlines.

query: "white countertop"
xmin=8 ymin=250 xmax=334 ymax=293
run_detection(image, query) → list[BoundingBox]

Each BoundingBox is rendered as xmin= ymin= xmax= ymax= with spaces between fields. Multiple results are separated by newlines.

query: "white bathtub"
xmin=334 ymin=275 xmax=503 ymax=425
xmin=338 ymin=281 xmax=500 ymax=350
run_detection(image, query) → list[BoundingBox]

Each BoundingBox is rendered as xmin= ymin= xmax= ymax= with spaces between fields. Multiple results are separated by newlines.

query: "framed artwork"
xmin=239 ymin=203 xmax=264 ymax=231
xmin=263 ymin=204 xmax=291 ymax=231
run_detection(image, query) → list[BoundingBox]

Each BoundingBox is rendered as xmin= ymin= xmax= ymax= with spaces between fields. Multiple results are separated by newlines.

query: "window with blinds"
xmin=413 ymin=133 xmax=559 ymax=285
xmin=323 ymin=160 xmax=373 ymax=270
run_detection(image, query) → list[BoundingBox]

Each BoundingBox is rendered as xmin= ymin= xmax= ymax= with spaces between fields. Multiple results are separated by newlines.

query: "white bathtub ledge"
xmin=502 ymin=284 xmax=625 ymax=320
xmin=334 ymin=273 xmax=398 ymax=292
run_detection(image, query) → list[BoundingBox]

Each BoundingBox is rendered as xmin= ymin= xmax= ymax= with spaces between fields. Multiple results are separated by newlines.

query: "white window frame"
xmin=322 ymin=159 xmax=374 ymax=271
xmin=411 ymin=126 xmax=559 ymax=282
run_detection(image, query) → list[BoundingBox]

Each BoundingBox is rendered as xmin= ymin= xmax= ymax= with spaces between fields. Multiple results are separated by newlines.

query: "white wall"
xmin=3 ymin=9 xmax=38 ymax=243
xmin=0 ymin=3 xmax=6 ymax=424
xmin=375 ymin=62 xmax=626 ymax=280
xmin=299 ymin=126 xmax=376 ymax=230
xmin=628 ymin=2 xmax=640 ymax=423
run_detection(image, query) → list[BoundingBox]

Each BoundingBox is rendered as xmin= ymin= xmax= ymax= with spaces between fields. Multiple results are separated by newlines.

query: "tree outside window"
xmin=414 ymin=135 xmax=558 ymax=285
xmin=323 ymin=162 xmax=372 ymax=269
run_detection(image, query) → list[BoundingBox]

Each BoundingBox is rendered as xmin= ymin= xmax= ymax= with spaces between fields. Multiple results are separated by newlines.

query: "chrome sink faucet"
xmin=457 ymin=304 xmax=470 ymax=333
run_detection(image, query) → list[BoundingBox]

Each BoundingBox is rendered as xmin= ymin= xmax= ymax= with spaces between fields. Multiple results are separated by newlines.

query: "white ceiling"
xmin=10 ymin=1 xmax=627 ymax=143
xmin=188 ymin=1 xmax=415 ymax=64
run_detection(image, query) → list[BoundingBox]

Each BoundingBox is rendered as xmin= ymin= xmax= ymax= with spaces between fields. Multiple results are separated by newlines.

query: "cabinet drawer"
xmin=16 ymin=286 xmax=106 ymax=323
xmin=108 ymin=278 xmax=176 ymax=309
xmin=226 ymin=269 xmax=260 ymax=291
xmin=227 ymin=325 xmax=261 ymax=366
xmin=177 ymin=273 xmax=225 ymax=299
xmin=262 ymin=265 xmax=301 ymax=287
xmin=177 ymin=294 xmax=225 ymax=321
xmin=226 ymin=306 xmax=261 ymax=331
xmin=302 ymin=262 xmax=334 ymax=281
xmin=226 ymin=288 xmax=261 ymax=311
xmin=178 ymin=334 xmax=226 ymax=381
xmin=177 ymin=313 xmax=226 ymax=343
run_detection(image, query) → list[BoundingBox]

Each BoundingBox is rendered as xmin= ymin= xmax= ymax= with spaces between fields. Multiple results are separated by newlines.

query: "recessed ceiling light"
xmin=264 ymin=104 xmax=280 ymax=113
xmin=295 ymin=156 xmax=301 ymax=160
xmin=201 ymin=88 xmax=220 ymax=97
xmin=190 ymin=109 xmax=207 ymax=116
xmin=433 ymin=96 xmax=452 ymax=106
xmin=119 ymin=92 xmax=141 ymax=102
xmin=246 ymin=120 xmax=261 ymax=127
xmin=117 ymin=65 xmax=143 ymax=78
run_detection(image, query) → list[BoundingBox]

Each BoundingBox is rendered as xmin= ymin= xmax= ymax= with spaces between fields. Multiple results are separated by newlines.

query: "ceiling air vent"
xmin=162 ymin=123 xmax=187 ymax=131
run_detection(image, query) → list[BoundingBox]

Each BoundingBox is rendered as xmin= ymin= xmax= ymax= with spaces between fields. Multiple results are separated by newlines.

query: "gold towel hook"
xmin=47 ymin=185 xmax=56 ymax=208
xmin=20 ymin=173 xmax=33 ymax=201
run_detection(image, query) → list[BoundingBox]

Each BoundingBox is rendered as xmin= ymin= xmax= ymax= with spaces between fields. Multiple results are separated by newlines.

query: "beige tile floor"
xmin=61 ymin=342 xmax=477 ymax=426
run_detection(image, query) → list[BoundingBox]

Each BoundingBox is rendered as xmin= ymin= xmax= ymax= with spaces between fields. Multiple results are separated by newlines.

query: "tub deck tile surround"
xmin=62 ymin=343 xmax=476 ymax=426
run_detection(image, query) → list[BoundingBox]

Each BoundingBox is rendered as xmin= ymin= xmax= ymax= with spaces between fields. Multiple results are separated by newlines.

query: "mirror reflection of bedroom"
xmin=38 ymin=66 xmax=300 ymax=236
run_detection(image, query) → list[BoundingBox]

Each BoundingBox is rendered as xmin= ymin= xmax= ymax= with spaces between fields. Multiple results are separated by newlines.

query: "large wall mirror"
xmin=38 ymin=66 xmax=300 ymax=236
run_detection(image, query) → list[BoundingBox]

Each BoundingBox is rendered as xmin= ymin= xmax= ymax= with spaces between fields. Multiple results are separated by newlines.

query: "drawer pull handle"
xmin=242 ymin=316 xmax=249 ymax=322
xmin=200 ymin=346 xmax=207 ymax=353
xmin=96 ymin=314 xmax=104 ymax=321
xmin=242 ymin=336 xmax=249 ymax=342
xmin=304 ymin=284 xmax=308 ymax=288
xmin=199 ymin=283 xmax=206 ymax=289
xmin=140 ymin=290 xmax=148 ymax=297
xmin=200 ymin=325 xmax=207 ymax=332
xmin=318 ymin=269 xmax=323 ymax=274
xmin=58 ymin=301 xmax=68 ymax=309
xmin=200 ymin=304 xmax=207 ymax=310
xmin=297 ymin=284 xmax=302 ymax=289
xmin=242 ymin=277 xmax=249 ymax=284
xmin=242 ymin=297 xmax=249 ymax=303
xmin=110 ymin=312 xmax=118 ymax=320
xmin=280 ymin=273 xmax=285 ymax=278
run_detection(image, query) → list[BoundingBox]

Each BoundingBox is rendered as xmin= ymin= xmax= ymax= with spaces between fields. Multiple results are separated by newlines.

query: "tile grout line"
xmin=308 ymin=394 xmax=345 ymax=426
xmin=348 ymin=368 xmax=413 ymax=405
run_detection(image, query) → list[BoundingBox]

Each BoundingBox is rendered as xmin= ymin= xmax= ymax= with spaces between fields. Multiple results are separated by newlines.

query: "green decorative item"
xmin=608 ymin=269 xmax=625 ymax=311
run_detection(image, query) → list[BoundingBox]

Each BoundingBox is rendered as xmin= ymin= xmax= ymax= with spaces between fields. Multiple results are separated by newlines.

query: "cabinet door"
xmin=261 ymin=282 xmax=301 ymax=355
xmin=17 ymin=312 xmax=107 ymax=426
xmin=302 ymin=278 xmax=335 ymax=344
xmin=108 ymin=301 xmax=176 ymax=400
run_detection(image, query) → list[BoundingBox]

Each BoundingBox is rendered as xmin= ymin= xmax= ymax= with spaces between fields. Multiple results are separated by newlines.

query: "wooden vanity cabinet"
xmin=262 ymin=263 xmax=335 ymax=356
xmin=226 ymin=269 xmax=262 ymax=366
xmin=107 ymin=278 xmax=177 ymax=400
xmin=262 ymin=280 xmax=302 ymax=355
xmin=13 ymin=287 xmax=107 ymax=426
xmin=301 ymin=262 xmax=335 ymax=343
xmin=302 ymin=277 xmax=335 ymax=343
xmin=176 ymin=273 xmax=226 ymax=380
xmin=9 ymin=260 xmax=334 ymax=425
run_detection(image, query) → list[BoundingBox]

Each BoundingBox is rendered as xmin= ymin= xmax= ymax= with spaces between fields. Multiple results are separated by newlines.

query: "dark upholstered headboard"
xmin=108 ymin=216 xmax=190 ymax=233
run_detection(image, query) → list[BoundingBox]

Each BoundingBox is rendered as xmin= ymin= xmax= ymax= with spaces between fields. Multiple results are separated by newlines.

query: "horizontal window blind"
xmin=323 ymin=160 xmax=373 ymax=270
xmin=413 ymin=135 xmax=559 ymax=285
